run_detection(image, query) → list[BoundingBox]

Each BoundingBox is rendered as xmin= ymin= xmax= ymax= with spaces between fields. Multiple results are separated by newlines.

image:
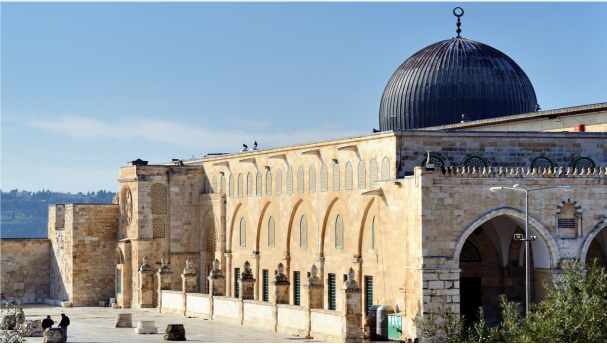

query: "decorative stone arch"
xmin=255 ymin=201 xmax=273 ymax=251
xmin=555 ymin=199 xmax=583 ymax=238
xmin=227 ymin=203 xmax=243 ymax=251
xmin=452 ymin=207 xmax=561 ymax=269
xmin=201 ymin=208 xmax=222 ymax=251
xmin=285 ymin=199 xmax=304 ymax=254
xmin=356 ymin=197 xmax=376 ymax=257
xmin=319 ymin=197 xmax=340 ymax=255
xmin=381 ymin=157 xmax=390 ymax=180
xmin=528 ymin=155 xmax=555 ymax=169
xmin=579 ymin=217 xmax=607 ymax=263
xmin=151 ymin=183 xmax=167 ymax=214
xmin=309 ymin=165 xmax=316 ymax=193
xmin=115 ymin=247 xmax=126 ymax=265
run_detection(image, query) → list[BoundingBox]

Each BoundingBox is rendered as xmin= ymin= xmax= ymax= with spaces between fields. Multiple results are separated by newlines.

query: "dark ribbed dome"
xmin=379 ymin=37 xmax=538 ymax=130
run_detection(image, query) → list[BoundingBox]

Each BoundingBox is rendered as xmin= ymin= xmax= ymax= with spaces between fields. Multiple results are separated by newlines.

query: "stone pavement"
xmin=14 ymin=304 xmax=322 ymax=343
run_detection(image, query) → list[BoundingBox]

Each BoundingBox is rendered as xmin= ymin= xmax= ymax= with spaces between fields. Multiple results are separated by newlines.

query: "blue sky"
xmin=2 ymin=2 xmax=606 ymax=193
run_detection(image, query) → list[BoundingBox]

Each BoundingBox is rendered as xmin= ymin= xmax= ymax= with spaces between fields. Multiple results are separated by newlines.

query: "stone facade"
xmin=0 ymin=239 xmax=50 ymax=302
xmin=48 ymin=204 xmax=118 ymax=306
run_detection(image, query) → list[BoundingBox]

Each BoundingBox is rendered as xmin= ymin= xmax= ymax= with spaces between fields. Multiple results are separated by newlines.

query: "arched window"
xmin=153 ymin=218 xmax=165 ymax=238
xmin=531 ymin=156 xmax=554 ymax=170
xmin=572 ymin=157 xmax=596 ymax=170
xmin=460 ymin=241 xmax=481 ymax=262
xmin=265 ymin=170 xmax=272 ymax=195
xmin=151 ymin=184 xmax=167 ymax=214
xmin=212 ymin=176 xmax=218 ymax=193
xmin=320 ymin=165 xmax=328 ymax=192
xmin=421 ymin=155 xmax=445 ymax=167
xmin=381 ymin=157 xmax=390 ymax=180
xmin=247 ymin=172 xmax=253 ymax=197
xmin=358 ymin=161 xmax=366 ymax=189
xmin=345 ymin=162 xmax=353 ymax=190
xmin=309 ymin=166 xmax=316 ymax=193
xmin=203 ymin=176 xmax=211 ymax=194
xmin=237 ymin=174 xmax=243 ymax=197
xmin=239 ymin=217 xmax=246 ymax=247
xmin=333 ymin=163 xmax=340 ymax=191
xmin=256 ymin=171 xmax=262 ymax=196
xmin=276 ymin=169 xmax=283 ymax=195
xmin=286 ymin=167 xmax=293 ymax=194
xmin=297 ymin=167 xmax=304 ymax=193
xmin=300 ymin=215 xmax=307 ymax=249
xmin=268 ymin=216 xmax=275 ymax=247
xmin=464 ymin=156 xmax=488 ymax=169
xmin=220 ymin=175 xmax=226 ymax=194
xmin=335 ymin=214 xmax=344 ymax=249
xmin=371 ymin=216 xmax=375 ymax=250
xmin=369 ymin=159 xmax=378 ymax=189
xmin=229 ymin=175 xmax=234 ymax=198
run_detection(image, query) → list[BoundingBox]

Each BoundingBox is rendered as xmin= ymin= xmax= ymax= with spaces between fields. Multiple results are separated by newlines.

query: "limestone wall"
xmin=310 ymin=309 xmax=342 ymax=342
xmin=212 ymin=296 xmax=240 ymax=323
xmin=276 ymin=304 xmax=307 ymax=336
xmin=0 ymin=239 xmax=50 ymax=301
xmin=185 ymin=293 xmax=211 ymax=317
xmin=160 ymin=290 xmax=183 ymax=315
xmin=242 ymin=300 xmax=274 ymax=330
xmin=49 ymin=204 xmax=119 ymax=306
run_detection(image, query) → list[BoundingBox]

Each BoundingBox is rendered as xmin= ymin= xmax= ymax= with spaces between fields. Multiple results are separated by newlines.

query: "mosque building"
xmin=3 ymin=8 xmax=607 ymax=342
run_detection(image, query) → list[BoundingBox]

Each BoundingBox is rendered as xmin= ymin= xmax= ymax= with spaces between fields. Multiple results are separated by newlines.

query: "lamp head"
xmin=490 ymin=187 xmax=503 ymax=193
xmin=560 ymin=186 xmax=573 ymax=192
xmin=512 ymin=184 xmax=524 ymax=190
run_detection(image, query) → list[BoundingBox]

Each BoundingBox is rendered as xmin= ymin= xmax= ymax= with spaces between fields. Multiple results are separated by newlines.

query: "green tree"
xmin=415 ymin=259 xmax=607 ymax=343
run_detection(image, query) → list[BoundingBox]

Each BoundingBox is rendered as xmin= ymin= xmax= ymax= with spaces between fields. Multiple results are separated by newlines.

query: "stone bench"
xmin=135 ymin=320 xmax=158 ymax=334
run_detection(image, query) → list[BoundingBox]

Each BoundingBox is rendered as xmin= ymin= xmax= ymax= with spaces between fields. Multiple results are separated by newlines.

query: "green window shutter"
xmin=235 ymin=268 xmax=241 ymax=298
xmin=263 ymin=270 xmax=269 ymax=302
xmin=365 ymin=276 xmax=373 ymax=316
xmin=116 ymin=268 xmax=122 ymax=295
xmin=328 ymin=273 xmax=336 ymax=311
xmin=294 ymin=271 xmax=301 ymax=306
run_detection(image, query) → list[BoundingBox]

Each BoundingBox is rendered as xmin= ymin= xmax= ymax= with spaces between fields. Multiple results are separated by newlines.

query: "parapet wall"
xmin=0 ymin=239 xmax=50 ymax=301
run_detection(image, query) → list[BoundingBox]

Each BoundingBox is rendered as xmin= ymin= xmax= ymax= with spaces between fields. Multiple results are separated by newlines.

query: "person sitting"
xmin=42 ymin=315 xmax=54 ymax=330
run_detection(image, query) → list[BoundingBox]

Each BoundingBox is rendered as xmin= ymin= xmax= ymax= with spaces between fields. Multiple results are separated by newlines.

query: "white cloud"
xmin=25 ymin=115 xmax=365 ymax=153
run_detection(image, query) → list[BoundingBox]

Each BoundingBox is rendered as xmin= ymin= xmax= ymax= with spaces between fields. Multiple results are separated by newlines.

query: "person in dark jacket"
xmin=41 ymin=315 xmax=54 ymax=330
xmin=58 ymin=313 xmax=70 ymax=341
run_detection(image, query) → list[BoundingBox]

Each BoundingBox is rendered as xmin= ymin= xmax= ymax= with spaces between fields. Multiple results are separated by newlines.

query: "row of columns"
xmin=137 ymin=256 xmax=362 ymax=341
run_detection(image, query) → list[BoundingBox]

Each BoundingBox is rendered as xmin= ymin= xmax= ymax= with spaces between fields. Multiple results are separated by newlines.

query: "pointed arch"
xmin=369 ymin=159 xmax=378 ymax=188
xmin=319 ymin=197 xmax=341 ymax=255
xmin=246 ymin=172 xmax=253 ymax=197
xmin=228 ymin=203 xmax=243 ymax=251
xmin=115 ymin=247 xmax=125 ymax=264
xmin=356 ymin=197 xmax=376 ymax=256
xmin=212 ymin=176 xmax=218 ymax=193
xmin=320 ymin=164 xmax=328 ymax=192
xmin=453 ymin=207 xmax=561 ymax=269
xmin=332 ymin=163 xmax=340 ymax=191
xmin=255 ymin=201 xmax=273 ymax=251
xmin=285 ymin=199 xmax=304 ymax=254
xmin=580 ymin=218 xmax=607 ymax=263
xmin=286 ymin=167 xmax=293 ymax=194
xmin=256 ymin=171 xmax=262 ymax=196
xmin=265 ymin=170 xmax=272 ymax=195
xmin=276 ymin=168 xmax=283 ymax=195
xmin=297 ymin=166 xmax=304 ymax=193
xmin=309 ymin=166 xmax=316 ymax=193
xmin=345 ymin=161 xmax=353 ymax=190
xmin=381 ymin=157 xmax=390 ymax=180
xmin=220 ymin=175 xmax=226 ymax=194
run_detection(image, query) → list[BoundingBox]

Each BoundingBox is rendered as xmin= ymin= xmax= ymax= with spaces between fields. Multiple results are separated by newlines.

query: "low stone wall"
xmin=277 ymin=304 xmax=307 ymax=336
xmin=212 ymin=296 xmax=240 ymax=323
xmin=185 ymin=293 xmax=211 ymax=317
xmin=0 ymin=239 xmax=50 ymax=301
xmin=160 ymin=290 xmax=183 ymax=315
xmin=242 ymin=300 xmax=274 ymax=330
xmin=310 ymin=309 xmax=342 ymax=342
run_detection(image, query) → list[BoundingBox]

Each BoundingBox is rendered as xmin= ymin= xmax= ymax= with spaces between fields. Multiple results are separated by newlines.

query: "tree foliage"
xmin=415 ymin=259 xmax=607 ymax=343
xmin=0 ymin=303 xmax=31 ymax=343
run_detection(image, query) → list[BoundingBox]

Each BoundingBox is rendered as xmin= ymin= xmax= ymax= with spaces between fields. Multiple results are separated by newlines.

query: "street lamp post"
xmin=490 ymin=184 xmax=572 ymax=316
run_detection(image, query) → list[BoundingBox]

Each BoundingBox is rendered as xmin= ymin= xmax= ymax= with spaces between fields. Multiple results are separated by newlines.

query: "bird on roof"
xmin=253 ymin=141 xmax=258 ymax=150
xmin=242 ymin=143 xmax=248 ymax=152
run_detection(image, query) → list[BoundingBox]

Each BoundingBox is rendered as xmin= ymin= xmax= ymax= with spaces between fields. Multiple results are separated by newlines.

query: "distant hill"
xmin=1 ymin=189 xmax=116 ymax=238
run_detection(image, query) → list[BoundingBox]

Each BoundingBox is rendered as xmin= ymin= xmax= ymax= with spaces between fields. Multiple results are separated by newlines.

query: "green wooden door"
xmin=328 ymin=273 xmax=336 ymax=310
xmin=235 ymin=268 xmax=241 ymax=298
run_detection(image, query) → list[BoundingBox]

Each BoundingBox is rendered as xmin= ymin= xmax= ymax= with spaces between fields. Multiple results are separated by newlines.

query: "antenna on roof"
xmin=453 ymin=7 xmax=464 ymax=38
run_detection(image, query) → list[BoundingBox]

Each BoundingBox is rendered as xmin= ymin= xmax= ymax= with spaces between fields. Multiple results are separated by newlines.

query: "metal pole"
xmin=525 ymin=190 xmax=530 ymax=317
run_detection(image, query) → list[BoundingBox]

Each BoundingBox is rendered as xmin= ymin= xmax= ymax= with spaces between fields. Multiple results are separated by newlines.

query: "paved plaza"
xmin=14 ymin=304 xmax=322 ymax=343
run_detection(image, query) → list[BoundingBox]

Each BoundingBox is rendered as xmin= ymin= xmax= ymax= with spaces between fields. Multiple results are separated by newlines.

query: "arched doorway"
xmin=584 ymin=225 xmax=607 ymax=270
xmin=457 ymin=211 xmax=554 ymax=326
xmin=115 ymin=245 xmax=132 ymax=308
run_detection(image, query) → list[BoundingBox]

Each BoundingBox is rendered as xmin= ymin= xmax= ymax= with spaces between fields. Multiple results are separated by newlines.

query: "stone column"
xmin=341 ymin=268 xmax=362 ymax=343
xmin=251 ymin=251 xmax=260 ymax=300
xmin=239 ymin=261 xmax=256 ymax=300
xmin=156 ymin=257 xmax=172 ymax=312
xmin=138 ymin=256 xmax=155 ymax=308
xmin=181 ymin=258 xmax=197 ymax=316
xmin=273 ymin=263 xmax=290 ymax=304
xmin=304 ymin=264 xmax=323 ymax=337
